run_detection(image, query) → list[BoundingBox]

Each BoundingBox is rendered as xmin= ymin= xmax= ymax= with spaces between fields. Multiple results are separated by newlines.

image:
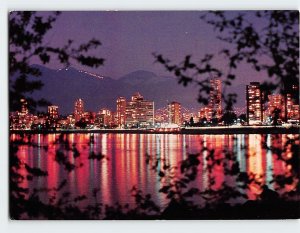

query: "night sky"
xmin=35 ymin=11 xmax=267 ymax=84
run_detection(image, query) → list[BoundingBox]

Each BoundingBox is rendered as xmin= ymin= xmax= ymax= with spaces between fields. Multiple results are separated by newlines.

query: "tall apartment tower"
xmin=209 ymin=78 xmax=222 ymax=119
xmin=116 ymin=97 xmax=126 ymax=127
xmin=286 ymin=93 xmax=300 ymax=122
xmin=125 ymin=92 xmax=154 ymax=128
xmin=168 ymin=101 xmax=181 ymax=125
xmin=99 ymin=108 xmax=113 ymax=126
xmin=267 ymin=94 xmax=285 ymax=121
xmin=48 ymin=105 xmax=59 ymax=119
xmin=246 ymin=82 xmax=263 ymax=125
xmin=20 ymin=98 xmax=28 ymax=116
xmin=74 ymin=98 xmax=84 ymax=122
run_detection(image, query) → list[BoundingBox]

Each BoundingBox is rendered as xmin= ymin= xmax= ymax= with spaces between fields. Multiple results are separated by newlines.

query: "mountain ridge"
xmin=15 ymin=65 xmax=245 ymax=115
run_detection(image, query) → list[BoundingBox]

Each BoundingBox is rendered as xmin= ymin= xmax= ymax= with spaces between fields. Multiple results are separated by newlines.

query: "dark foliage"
xmin=143 ymin=134 xmax=299 ymax=219
xmin=221 ymin=111 xmax=237 ymax=125
xmin=9 ymin=11 xmax=105 ymax=219
xmin=9 ymin=11 xmax=105 ymax=112
xmin=154 ymin=11 xmax=299 ymax=114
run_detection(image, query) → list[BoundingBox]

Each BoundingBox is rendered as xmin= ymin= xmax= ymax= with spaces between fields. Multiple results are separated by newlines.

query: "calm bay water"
xmin=10 ymin=133 xmax=297 ymax=209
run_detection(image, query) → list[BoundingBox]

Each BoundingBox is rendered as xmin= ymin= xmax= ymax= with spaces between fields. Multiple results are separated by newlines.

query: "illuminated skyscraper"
xmin=267 ymin=94 xmax=285 ymax=121
xmin=74 ymin=98 xmax=84 ymax=122
xmin=283 ymin=83 xmax=299 ymax=122
xmin=111 ymin=111 xmax=118 ymax=126
xmin=286 ymin=93 xmax=293 ymax=116
xmin=20 ymin=98 xmax=28 ymax=116
xmin=125 ymin=92 xmax=154 ymax=128
xmin=286 ymin=94 xmax=300 ymax=122
xmin=209 ymin=78 xmax=222 ymax=119
xmin=99 ymin=108 xmax=112 ymax=126
xmin=11 ymin=98 xmax=30 ymax=129
xmin=116 ymin=97 xmax=126 ymax=127
xmin=48 ymin=105 xmax=59 ymax=119
xmin=246 ymin=82 xmax=263 ymax=125
xmin=168 ymin=101 xmax=181 ymax=125
xmin=289 ymin=105 xmax=299 ymax=122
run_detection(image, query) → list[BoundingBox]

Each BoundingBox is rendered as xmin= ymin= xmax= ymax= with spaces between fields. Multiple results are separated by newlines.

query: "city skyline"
xmin=9 ymin=79 xmax=300 ymax=130
xmin=12 ymin=63 xmax=298 ymax=115
xmin=11 ymin=80 xmax=298 ymax=114
xmin=19 ymin=64 xmax=263 ymax=114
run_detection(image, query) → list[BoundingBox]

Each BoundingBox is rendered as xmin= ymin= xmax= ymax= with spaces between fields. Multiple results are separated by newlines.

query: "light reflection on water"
xmin=10 ymin=133 xmax=297 ymax=208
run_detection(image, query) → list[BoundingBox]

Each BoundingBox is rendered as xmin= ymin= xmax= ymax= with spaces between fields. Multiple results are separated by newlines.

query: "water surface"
xmin=10 ymin=133 xmax=297 ymax=209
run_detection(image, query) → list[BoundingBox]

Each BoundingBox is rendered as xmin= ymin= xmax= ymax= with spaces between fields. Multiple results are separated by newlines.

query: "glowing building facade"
xmin=116 ymin=97 xmax=126 ymax=127
xmin=98 ymin=108 xmax=113 ymax=126
xmin=286 ymin=94 xmax=300 ymax=122
xmin=266 ymin=94 xmax=285 ymax=121
xmin=246 ymin=82 xmax=263 ymax=125
xmin=48 ymin=105 xmax=59 ymax=119
xmin=198 ymin=106 xmax=212 ymax=121
xmin=74 ymin=98 xmax=84 ymax=122
xmin=168 ymin=101 xmax=181 ymax=125
xmin=125 ymin=92 xmax=154 ymax=128
xmin=209 ymin=78 xmax=222 ymax=120
xmin=20 ymin=98 xmax=28 ymax=116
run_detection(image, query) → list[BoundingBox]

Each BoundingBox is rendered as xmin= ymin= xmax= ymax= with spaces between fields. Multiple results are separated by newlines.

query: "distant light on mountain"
xmin=78 ymin=70 xmax=106 ymax=80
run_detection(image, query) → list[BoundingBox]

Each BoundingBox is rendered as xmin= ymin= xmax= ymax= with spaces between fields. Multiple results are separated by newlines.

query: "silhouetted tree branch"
xmin=154 ymin=11 xmax=299 ymax=113
xmin=9 ymin=11 xmax=105 ymax=219
xmin=9 ymin=11 xmax=105 ymax=112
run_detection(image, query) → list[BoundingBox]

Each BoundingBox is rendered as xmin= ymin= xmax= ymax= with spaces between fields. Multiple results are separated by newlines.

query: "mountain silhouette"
xmin=20 ymin=65 xmax=244 ymax=115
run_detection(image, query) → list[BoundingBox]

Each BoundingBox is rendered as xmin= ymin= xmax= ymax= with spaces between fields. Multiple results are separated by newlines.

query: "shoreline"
xmin=9 ymin=125 xmax=300 ymax=135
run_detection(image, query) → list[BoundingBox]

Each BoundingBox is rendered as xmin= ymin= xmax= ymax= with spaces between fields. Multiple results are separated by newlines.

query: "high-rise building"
xmin=20 ymin=98 xmax=28 ymax=116
xmin=209 ymin=78 xmax=222 ymax=119
xmin=168 ymin=101 xmax=181 ymax=125
xmin=286 ymin=94 xmax=300 ymax=122
xmin=125 ymin=92 xmax=154 ymax=128
xmin=98 ymin=108 xmax=112 ymax=126
xmin=13 ymin=98 xmax=32 ymax=129
xmin=111 ymin=111 xmax=118 ymax=127
xmin=48 ymin=105 xmax=59 ymax=119
xmin=246 ymin=82 xmax=263 ymax=125
xmin=116 ymin=97 xmax=126 ymax=127
xmin=290 ymin=105 xmax=300 ymax=121
xmin=266 ymin=94 xmax=285 ymax=122
xmin=74 ymin=98 xmax=84 ymax=122
xmin=286 ymin=93 xmax=293 ymax=117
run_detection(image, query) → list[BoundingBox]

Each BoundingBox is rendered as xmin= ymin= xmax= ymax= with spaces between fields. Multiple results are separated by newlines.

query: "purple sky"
xmin=36 ymin=11 xmax=267 ymax=84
